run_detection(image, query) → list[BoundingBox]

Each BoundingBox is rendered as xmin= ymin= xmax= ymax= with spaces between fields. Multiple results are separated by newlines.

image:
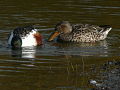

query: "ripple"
xmin=0 ymin=0 xmax=120 ymax=89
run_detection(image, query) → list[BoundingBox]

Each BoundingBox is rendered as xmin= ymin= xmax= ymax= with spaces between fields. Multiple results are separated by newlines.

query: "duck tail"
xmin=99 ymin=25 xmax=112 ymax=35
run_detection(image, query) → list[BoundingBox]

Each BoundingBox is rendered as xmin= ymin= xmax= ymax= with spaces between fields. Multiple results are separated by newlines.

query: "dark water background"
xmin=0 ymin=0 xmax=120 ymax=90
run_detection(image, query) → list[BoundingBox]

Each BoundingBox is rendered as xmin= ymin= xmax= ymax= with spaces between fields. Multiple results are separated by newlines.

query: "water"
xmin=0 ymin=0 xmax=120 ymax=89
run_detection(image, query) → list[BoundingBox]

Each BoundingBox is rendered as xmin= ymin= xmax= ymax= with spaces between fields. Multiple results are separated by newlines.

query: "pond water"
xmin=0 ymin=0 xmax=120 ymax=89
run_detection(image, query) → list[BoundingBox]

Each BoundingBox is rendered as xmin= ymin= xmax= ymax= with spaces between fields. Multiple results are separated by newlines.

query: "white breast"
xmin=8 ymin=29 xmax=38 ymax=47
xmin=21 ymin=30 xmax=37 ymax=47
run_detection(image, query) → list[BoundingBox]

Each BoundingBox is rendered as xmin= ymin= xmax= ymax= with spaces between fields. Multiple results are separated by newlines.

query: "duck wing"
xmin=72 ymin=24 xmax=111 ymax=34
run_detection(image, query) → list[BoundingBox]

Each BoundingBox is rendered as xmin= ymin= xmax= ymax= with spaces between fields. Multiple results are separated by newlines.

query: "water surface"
xmin=0 ymin=0 xmax=120 ymax=89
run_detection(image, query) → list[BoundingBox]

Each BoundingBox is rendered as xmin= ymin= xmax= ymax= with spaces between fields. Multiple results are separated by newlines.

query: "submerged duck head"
xmin=11 ymin=36 xmax=22 ymax=49
xmin=48 ymin=21 xmax=72 ymax=41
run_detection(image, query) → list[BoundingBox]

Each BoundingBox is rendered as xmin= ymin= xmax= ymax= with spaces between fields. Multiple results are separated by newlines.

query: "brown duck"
xmin=48 ymin=21 xmax=112 ymax=42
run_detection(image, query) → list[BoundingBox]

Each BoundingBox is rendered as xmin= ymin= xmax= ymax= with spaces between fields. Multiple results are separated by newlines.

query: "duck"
xmin=48 ymin=21 xmax=112 ymax=42
xmin=8 ymin=25 xmax=42 ymax=48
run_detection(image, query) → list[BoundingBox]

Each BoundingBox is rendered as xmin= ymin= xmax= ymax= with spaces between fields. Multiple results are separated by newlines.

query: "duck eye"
xmin=58 ymin=25 xmax=66 ymax=32
xmin=56 ymin=26 xmax=62 ymax=32
xmin=60 ymin=25 xmax=66 ymax=28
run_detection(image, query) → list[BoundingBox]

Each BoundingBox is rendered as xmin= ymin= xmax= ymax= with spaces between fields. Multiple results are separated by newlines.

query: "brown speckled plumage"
xmin=48 ymin=21 xmax=112 ymax=42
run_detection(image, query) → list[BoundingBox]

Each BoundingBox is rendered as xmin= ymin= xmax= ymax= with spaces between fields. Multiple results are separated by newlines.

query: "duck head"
xmin=11 ymin=36 xmax=22 ymax=49
xmin=48 ymin=21 xmax=72 ymax=41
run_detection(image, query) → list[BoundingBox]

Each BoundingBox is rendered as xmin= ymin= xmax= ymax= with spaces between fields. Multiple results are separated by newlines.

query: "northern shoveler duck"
xmin=8 ymin=25 xmax=42 ymax=48
xmin=48 ymin=21 xmax=112 ymax=42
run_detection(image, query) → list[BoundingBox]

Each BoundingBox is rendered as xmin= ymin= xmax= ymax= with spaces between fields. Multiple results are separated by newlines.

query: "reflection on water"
xmin=9 ymin=40 xmax=109 ymax=58
xmin=11 ymin=47 xmax=36 ymax=58
xmin=49 ymin=40 xmax=109 ymax=57
xmin=51 ymin=40 xmax=108 ymax=48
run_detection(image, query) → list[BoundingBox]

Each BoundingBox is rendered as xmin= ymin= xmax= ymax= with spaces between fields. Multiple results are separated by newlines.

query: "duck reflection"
xmin=11 ymin=46 xmax=36 ymax=58
xmin=51 ymin=40 xmax=109 ymax=57
xmin=52 ymin=40 xmax=108 ymax=48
